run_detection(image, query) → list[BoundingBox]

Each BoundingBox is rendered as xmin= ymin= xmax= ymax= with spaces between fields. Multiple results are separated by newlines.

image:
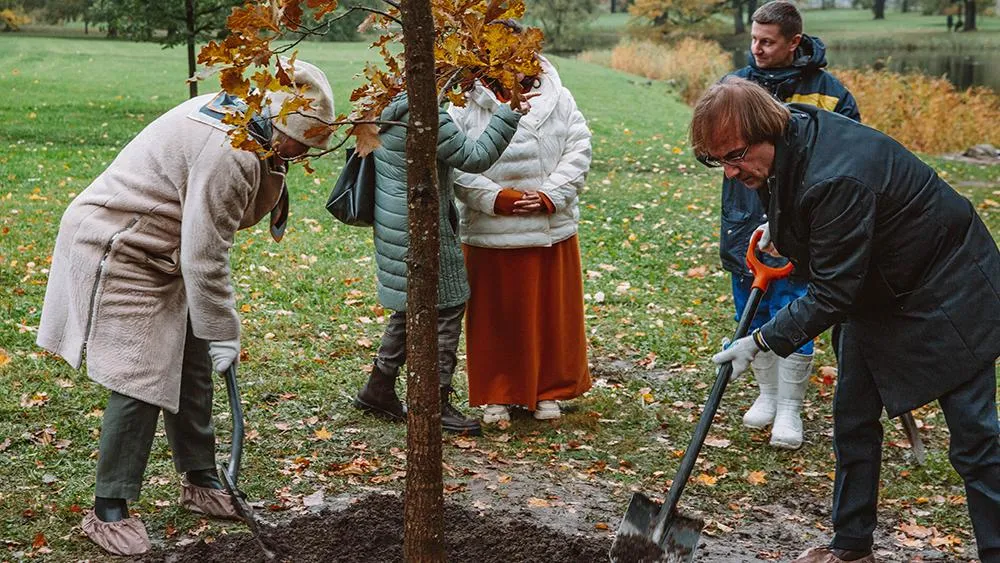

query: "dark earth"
xmin=129 ymin=481 xmax=977 ymax=563
xmin=133 ymin=492 xmax=610 ymax=563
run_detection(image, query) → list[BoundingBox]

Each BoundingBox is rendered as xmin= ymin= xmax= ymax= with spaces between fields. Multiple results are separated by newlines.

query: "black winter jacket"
xmin=720 ymin=35 xmax=861 ymax=278
xmin=758 ymin=105 xmax=1000 ymax=416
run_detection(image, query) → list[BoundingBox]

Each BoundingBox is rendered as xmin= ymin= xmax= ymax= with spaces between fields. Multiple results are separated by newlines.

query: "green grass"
xmin=596 ymin=6 xmax=1000 ymax=51
xmin=1 ymin=35 xmax=999 ymax=560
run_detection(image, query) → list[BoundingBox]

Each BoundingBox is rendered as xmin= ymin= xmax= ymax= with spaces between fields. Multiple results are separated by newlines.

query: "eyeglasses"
xmin=696 ymin=144 xmax=751 ymax=168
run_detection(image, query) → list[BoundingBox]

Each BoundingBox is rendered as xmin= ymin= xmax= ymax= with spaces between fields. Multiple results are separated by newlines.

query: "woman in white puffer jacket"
xmin=448 ymin=53 xmax=592 ymax=423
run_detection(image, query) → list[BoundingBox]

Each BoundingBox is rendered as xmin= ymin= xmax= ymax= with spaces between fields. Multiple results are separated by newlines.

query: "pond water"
xmin=730 ymin=49 xmax=1000 ymax=91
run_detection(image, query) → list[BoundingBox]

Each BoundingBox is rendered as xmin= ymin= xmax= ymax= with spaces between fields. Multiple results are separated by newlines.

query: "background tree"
xmin=199 ymin=1 xmax=541 ymax=558
xmin=733 ymin=0 xmax=744 ymax=34
xmin=873 ymin=0 xmax=886 ymax=18
xmin=628 ymin=0 xmax=729 ymax=40
xmin=963 ymin=0 xmax=977 ymax=30
xmin=524 ymin=0 xmax=598 ymax=52
xmin=83 ymin=0 xmax=243 ymax=97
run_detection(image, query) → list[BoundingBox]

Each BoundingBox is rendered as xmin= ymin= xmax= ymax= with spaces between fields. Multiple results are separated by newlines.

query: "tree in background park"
xmin=523 ymin=0 xmax=599 ymax=51
xmin=198 ymin=1 xmax=540 ymax=559
xmin=628 ymin=0 xmax=729 ymax=38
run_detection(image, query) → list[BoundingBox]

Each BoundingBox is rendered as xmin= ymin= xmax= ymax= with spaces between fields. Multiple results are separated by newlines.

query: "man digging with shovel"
xmin=696 ymin=78 xmax=1000 ymax=563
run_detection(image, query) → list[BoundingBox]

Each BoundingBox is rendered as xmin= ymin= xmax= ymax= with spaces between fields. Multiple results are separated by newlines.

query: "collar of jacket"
xmin=768 ymin=106 xmax=816 ymax=267
xmin=745 ymin=34 xmax=828 ymax=84
xmin=466 ymin=56 xmax=562 ymax=124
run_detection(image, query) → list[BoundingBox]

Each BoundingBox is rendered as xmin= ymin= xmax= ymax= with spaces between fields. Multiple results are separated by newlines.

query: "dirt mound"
xmin=134 ymin=493 xmax=611 ymax=563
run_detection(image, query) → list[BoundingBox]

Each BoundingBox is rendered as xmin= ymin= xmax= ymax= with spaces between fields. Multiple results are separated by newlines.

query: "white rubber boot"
xmin=742 ymin=350 xmax=779 ymax=429
xmin=770 ymin=352 xmax=812 ymax=449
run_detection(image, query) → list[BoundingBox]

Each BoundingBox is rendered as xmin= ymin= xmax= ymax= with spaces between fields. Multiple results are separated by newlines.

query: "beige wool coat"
xmin=37 ymin=93 xmax=286 ymax=412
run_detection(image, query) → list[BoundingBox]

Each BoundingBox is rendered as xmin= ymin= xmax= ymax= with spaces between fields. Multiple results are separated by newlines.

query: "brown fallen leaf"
xmin=898 ymin=521 xmax=933 ymax=539
xmin=704 ymin=436 xmax=731 ymax=448
xmin=313 ymin=427 xmax=333 ymax=441
xmin=746 ymin=470 xmax=767 ymax=486
xmin=527 ymin=497 xmax=550 ymax=508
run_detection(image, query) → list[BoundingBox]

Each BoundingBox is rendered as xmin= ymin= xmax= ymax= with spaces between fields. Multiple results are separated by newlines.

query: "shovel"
xmin=611 ymin=229 xmax=793 ymax=562
xmin=219 ymin=364 xmax=280 ymax=560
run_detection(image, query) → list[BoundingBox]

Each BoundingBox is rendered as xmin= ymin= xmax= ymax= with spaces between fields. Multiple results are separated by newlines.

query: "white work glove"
xmin=755 ymin=222 xmax=771 ymax=250
xmin=712 ymin=335 xmax=761 ymax=377
xmin=208 ymin=338 xmax=240 ymax=373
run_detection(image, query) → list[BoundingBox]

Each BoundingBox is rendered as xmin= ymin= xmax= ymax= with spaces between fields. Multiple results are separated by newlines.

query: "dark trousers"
xmin=95 ymin=321 xmax=216 ymax=500
xmin=831 ymin=326 xmax=1000 ymax=561
xmin=375 ymin=303 xmax=465 ymax=389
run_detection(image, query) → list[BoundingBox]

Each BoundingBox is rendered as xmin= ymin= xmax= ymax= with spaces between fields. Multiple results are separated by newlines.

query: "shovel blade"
xmin=611 ymin=493 xmax=703 ymax=563
xmin=219 ymin=466 xmax=278 ymax=560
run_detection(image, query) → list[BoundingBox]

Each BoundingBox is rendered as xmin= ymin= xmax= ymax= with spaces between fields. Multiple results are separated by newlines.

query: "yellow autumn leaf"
xmin=0 ymin=348 xmax=10 ymax=367
xmin=240 ymin=303 xmax=252 ymax=313
xmin=314 ymin=427 xmax=333 ymax=440
xmin=695 ymin=473 xmax=718 ymax=486
xmin=747 ymin=471 xmax=767 ymax=486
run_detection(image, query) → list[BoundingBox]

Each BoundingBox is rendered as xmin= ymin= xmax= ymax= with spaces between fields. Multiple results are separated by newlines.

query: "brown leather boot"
xmin=441 ymin=386 xmax=481 ymax=435
xmin=354 ymin=361 xmax=405 ymax=421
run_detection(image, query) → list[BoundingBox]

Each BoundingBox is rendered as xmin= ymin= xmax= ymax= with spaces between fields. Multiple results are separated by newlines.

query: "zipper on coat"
xmin=82 ymin=217 xmax=139 ymax=358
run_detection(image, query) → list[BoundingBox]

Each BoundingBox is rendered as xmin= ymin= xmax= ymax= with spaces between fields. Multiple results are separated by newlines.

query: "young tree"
xmin=199 ymin=1 xmax=541 ymax=559
xmin=86 ymin=0 xmax=243 ymax=97
xmin=733 ymin=0 xmax=744 ymax=34
xmin=396 ymin=1 xmax=443 ymax=556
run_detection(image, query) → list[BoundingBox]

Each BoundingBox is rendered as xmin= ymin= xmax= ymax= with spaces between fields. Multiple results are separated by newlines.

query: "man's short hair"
xmin=752 ymin=0 xmax=803 ymax=39
xmin=689 ymin=76 xmax=791 ymax=157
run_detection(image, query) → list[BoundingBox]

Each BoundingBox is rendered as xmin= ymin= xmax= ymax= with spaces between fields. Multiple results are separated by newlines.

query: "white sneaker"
xmin=533 ymin=400 xmax=561 ymax=420
xmin=482 ymin=404 xmax=510 ymax=424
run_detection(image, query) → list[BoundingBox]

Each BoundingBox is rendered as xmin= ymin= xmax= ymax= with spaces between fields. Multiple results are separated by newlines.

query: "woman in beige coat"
xmin=36 ymin=59 xmax=334 ymax=556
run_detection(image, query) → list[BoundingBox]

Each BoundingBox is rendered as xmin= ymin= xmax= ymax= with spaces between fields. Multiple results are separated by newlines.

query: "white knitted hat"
xmin=268 ymin=58 xmax=335 ymax=149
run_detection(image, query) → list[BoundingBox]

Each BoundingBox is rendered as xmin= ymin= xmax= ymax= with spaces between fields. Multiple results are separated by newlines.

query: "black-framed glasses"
xmin=696 ymin=144 xmax=751 ymax=168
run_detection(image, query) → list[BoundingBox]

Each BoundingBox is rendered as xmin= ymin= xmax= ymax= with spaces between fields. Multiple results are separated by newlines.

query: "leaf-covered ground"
xmin=1 ymin=36 xmax=998 ymax=562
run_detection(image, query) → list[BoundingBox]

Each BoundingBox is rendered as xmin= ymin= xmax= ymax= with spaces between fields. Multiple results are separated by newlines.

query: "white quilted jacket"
xmin=448 ymin=57 xmax=592 ymax=248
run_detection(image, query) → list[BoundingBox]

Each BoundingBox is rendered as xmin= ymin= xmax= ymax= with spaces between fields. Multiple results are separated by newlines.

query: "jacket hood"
xmin=380 ymin=93 xmax=410 ymax=122
xmin=746 ymin=34 xmax=828 ymax=77
xmin=465 ymin=56 xmax=562 ymax=123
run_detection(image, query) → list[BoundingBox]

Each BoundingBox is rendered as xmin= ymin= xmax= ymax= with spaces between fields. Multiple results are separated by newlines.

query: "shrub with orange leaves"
xmin=834 ymin=68 xmax=1000 ymax=153
xmin=591 ymin=38 xmax=730 ymax=106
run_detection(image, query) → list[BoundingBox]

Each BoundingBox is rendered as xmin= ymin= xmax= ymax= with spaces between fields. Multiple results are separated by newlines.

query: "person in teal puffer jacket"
xmin=354 ymin=90 xmax=531 ymax=435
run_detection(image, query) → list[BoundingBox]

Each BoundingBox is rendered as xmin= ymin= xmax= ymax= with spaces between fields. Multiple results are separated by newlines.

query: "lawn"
xmin=1 ymin=34 xmax=998 ymax=561
xmin=597 ymin=6 xmax=1000 ymax=51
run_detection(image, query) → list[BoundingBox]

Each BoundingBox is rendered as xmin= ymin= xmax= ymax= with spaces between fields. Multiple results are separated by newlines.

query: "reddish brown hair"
xmin=689 ymin=76 xmax=790 ymax=157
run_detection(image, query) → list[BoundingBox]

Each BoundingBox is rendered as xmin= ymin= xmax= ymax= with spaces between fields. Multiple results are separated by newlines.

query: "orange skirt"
xmin=462 ymin=236 xmax=591 ymax=410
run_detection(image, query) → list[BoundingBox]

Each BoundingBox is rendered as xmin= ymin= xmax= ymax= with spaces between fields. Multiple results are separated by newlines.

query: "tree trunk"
xmin=746 ymin=0 xmax=756 ymax=24
xmin=901 ymin=0 xmax=908 ymax=12
xmin=399 ymin=0 xmax=444 ymax=562
xmin=186 ymin=0 xmax=198 ymax=98
xmin=733 ymin=0 xmax=744 ymax=34
xmin=964 ymin=1 xmax=977 ymax=31
xmin=872 ymin=0 xmax=885 ymax=19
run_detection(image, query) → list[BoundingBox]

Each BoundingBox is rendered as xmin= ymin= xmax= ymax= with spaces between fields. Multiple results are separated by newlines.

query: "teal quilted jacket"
xmin=372 ymin=94 xmax=521 ymax=311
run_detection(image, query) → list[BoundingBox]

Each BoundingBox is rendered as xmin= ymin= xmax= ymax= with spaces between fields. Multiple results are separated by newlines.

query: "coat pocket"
xmin=145 ymin=248 xmax=180 ymax=275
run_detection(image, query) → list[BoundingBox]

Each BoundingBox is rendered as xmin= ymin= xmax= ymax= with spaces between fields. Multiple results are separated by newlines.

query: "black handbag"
xmin=326 ymin=147 xmax=376 ymax=227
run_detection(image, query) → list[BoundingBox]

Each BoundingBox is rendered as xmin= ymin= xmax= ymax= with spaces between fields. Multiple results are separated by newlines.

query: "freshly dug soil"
xmin=134 ymin=493 xmax=611 ymax=563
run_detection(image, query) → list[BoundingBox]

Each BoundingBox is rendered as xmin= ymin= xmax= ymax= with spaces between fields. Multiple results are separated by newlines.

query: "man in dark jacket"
xmin=720 ymin=0 xmax=860 ymax=450
xmin=696 ymin=77 xmax=1000 ymax=563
